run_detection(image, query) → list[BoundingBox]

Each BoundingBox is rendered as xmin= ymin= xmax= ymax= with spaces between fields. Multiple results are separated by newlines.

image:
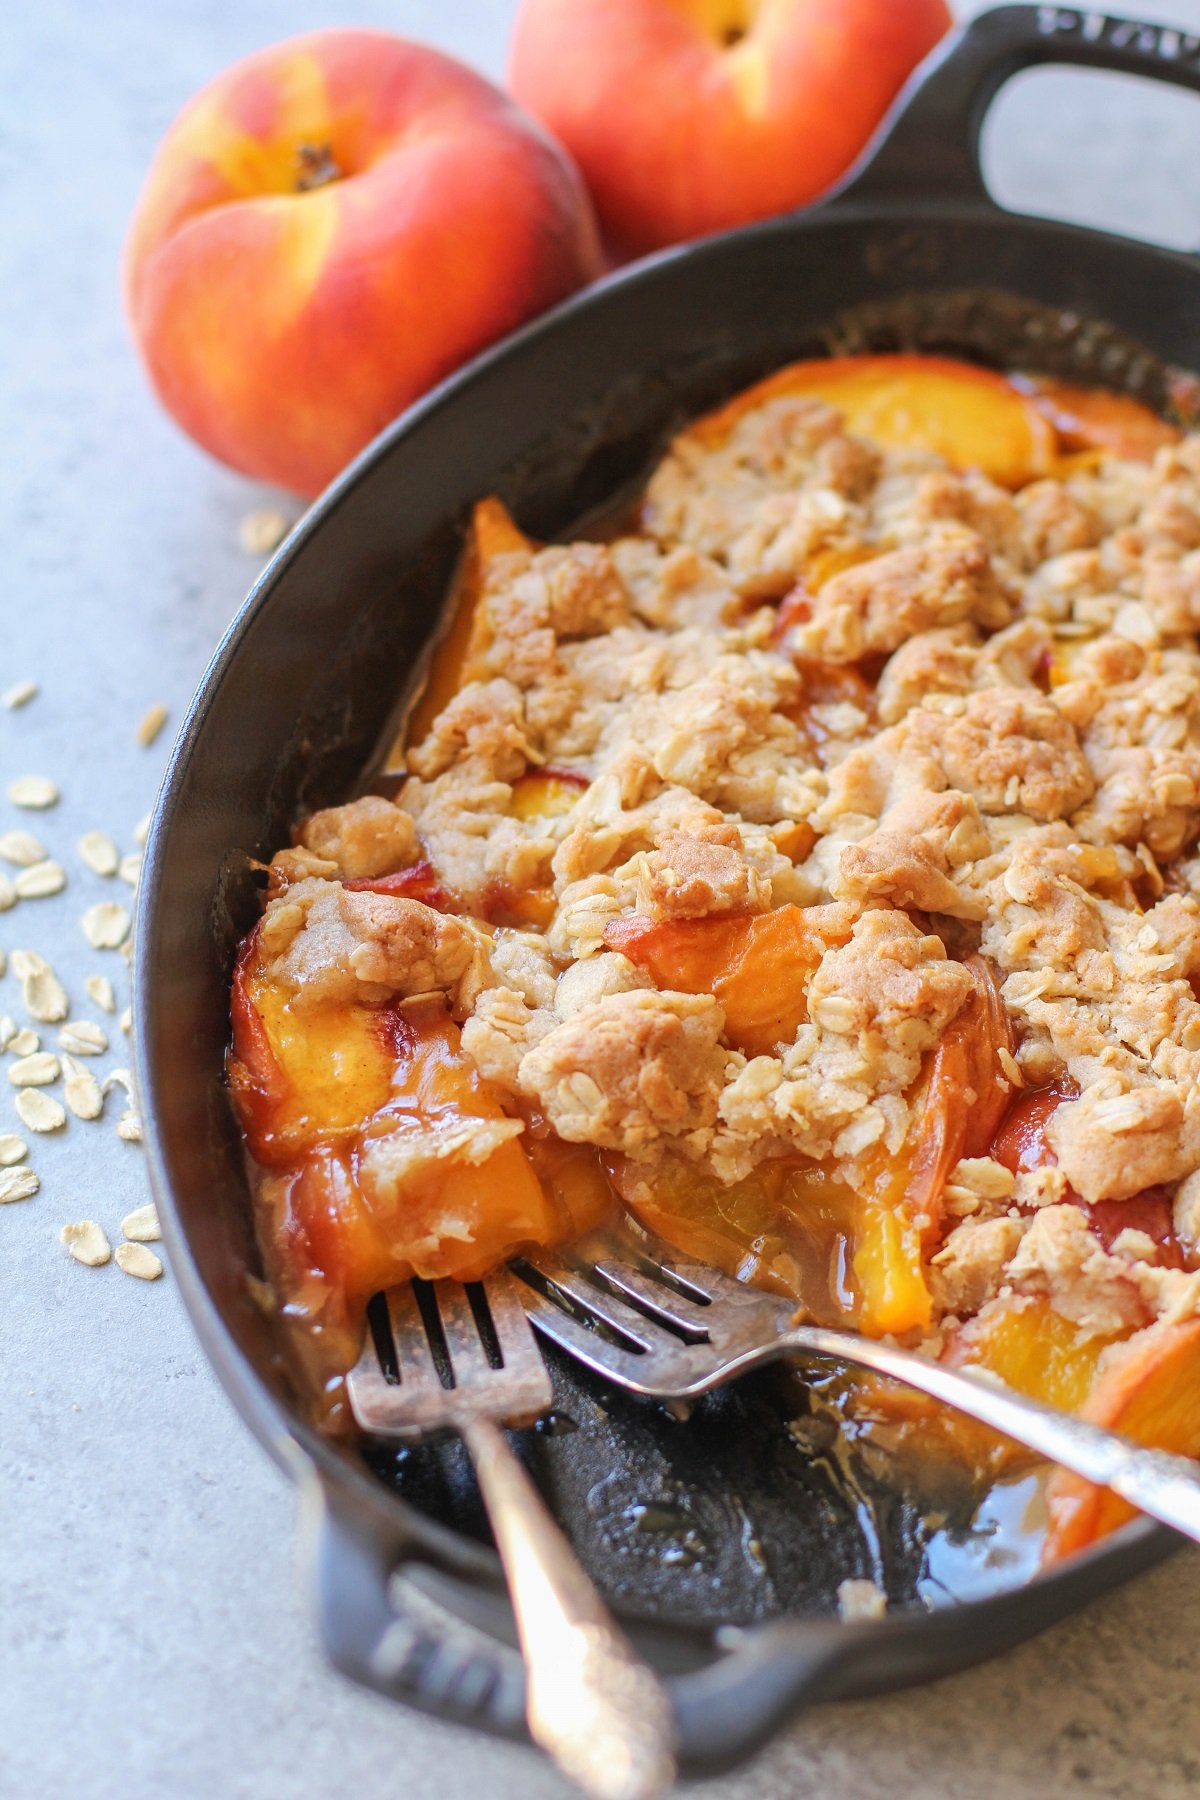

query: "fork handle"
xmin=459 ymin=1414 xmax=677 ymax=1800
xmin=781 ymin=1327 xmax=1200 ymax=1545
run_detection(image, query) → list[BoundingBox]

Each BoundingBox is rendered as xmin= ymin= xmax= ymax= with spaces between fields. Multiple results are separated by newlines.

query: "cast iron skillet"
xmin=139 ymin=6 xmax=1200 ymax=1777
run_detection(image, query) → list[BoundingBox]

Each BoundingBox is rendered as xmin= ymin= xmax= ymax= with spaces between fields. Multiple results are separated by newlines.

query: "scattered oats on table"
xmin=135 ymin=702 xmax=168 ymax=747
xmin=0 ymin=829 xmax=47 ymax=865
xmin=0 ymin=873 xmax=13 ymax=912
xmin=121 ymin=1202 xmax=160 ymax=1242
xmin=116 ymin=1108 xmax=143 ymax=1144
xmin=15 ymin=1089 xmax=66 ymax=1132
xmin=13 ymin=859 xmax=66 ymax=899
xmin=85 ymin=974 xmax=116 ymax=1013
xmin=238 ymin=507 xmax=290 ymax=556
xmin=13 ymin=951 xmax=69 ymax=1024
xmin=836 ymin=1578 xmax=888 ymax=1623
xmin=2 ymin=679 xmax=38 ymax=710
xmin=0 ymin=1133 xmax=28 ymax=1165
xmin=118 ymin=853 xmax=141 ymax=887
xmin=8 ymin=1051 xmax=60 ymax=1087
xmin=7 ymin=775 xmax=59 ymax=809
xmin=0 ymin=1017 xmax=17 ymax=1050
xmin=133 ymin=813 xmax=151 ymax=847
xmin=58 ymin=1020 xmax=108 ymax=1056
xmin=60 ymin=1220 xmax=111 ymax=1266
xmin=81 ymin=901 xmax=130 ymax=949
xmin=62 ymin=1054 xmax=103 ymax=1121
xmin=78 ymin=831 xmax=119 ymax=877
xmin=115 ymin=1242 xmax=163 ymax=1281
xmin=0 ymin=1167 xmax=39 ymax=1204
xmin=119 ymin=1005 xmax=132 ymax=1035
xmin=8 ymin=1028 xmax=39 ymax=1057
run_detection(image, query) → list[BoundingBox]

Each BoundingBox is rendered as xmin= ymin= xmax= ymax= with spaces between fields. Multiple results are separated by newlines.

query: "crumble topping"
xmin=256 ymin=382 xmax=1200 ymax=1349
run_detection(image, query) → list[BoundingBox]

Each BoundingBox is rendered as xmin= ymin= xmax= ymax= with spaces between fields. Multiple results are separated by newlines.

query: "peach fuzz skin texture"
xmin=124 ymin=30 xmax=602 ymax=496
xmin=509 ymin=0 xmax=951 ymax=256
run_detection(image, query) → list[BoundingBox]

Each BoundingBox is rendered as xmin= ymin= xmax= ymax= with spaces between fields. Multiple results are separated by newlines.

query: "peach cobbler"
xmin=230 ymin=353 xmax=1200 ymax=1561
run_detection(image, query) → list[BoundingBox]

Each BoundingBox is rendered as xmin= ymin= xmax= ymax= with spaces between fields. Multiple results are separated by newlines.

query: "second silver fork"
xmin=513 ymin=1230 xmax=1200 ymax=1550
xmin=347 ymin=1269 xmax=676 ymax=1800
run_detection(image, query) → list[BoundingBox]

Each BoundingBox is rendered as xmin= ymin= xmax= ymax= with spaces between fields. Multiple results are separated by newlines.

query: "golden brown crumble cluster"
xmin=260 ymin=390 xmax=1200 ymax=1337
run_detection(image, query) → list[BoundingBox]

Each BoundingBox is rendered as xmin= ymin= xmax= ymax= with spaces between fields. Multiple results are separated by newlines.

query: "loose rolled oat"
xmin=15 ymin=1089 xmax=66 ymax=1132
xmin=119 ymin=1006 xmax=132 ymax=1035
xmin=20 ymin=964 xmax=69 ymax=1024
xmin=238 ymin=507 xmax=290 ymax=555
xmin=0 ymin=873 xmax=13 ymax=912
xmin=8 ymin=776 xmax=59 ymax=809
xmin=78 ymin=832 xmax=119 ymax=876
xmin=81 ymin=901 xmax=130 ymax=949
xmin=8 ymin=1028 xmax=39 ymax=1056
xmin=0 ymin=1134 xmax=28 ymax=1165
xmin=13 ymin=860 xmax=66 ymax=899
xmin=8 ymin=1052 xmax=60 ymax=1087
xmin=2 ymin=680 xmax=38 ymax=710
xmin=0 ymin=830 xmax=47 ymax=866
xmin=118 ymin=853 xmax=142 ymax=887
xmin=133 ymin=813 xmax=151 ymax=846
xmin=836 ymin=1578 xmax=888 ymax=1623
xmin=0 ymin=1017 xmax=16 ymax=1050
xmin=0 ymin=1167 xmax=39 ymax=1204
xmin=121 ymin=1202 xmax=160 ymax=1242
xmin=85 ymin=974 xmax=116 ymax=1013
xmin=136 ymin=702 xmax=169 ymax=747
xmin=60 ymin=1220 xmax=111 ymax=1266
xmin=62 ymin=1055 xmax=103 ymax=1120
xmin=58 ymin=1020 xmax=108 ymax=1056
xmin=116 ymin=1108 xmax=143 ymax=1144
xmin=114 ymin=1242 xmax=162 ymax=1280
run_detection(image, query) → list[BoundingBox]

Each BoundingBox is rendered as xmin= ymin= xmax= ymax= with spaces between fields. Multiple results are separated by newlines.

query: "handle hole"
xmin=979 ymin=65 xmax=1200 ymax=253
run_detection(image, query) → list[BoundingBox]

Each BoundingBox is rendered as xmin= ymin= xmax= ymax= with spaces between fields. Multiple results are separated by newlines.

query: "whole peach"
xmin=124 ymin=30 xmax=602 ymax=496
xmin=509 ymin=0 xmax=951 ymax=256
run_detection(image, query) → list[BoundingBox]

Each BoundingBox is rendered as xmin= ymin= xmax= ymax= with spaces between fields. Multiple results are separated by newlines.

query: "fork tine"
xmin=478 ymin=1270 xmax=554 ymax=1420
xmin=517 ymin=1254 xmax=676 ymax=1353
xmin=518 ymin=1280 xmax=665 ymax=1393
xmin=435 ymin=1282 xmax=495 ymax=1386
xmin=346 ymin=1282 xmax=447 ymax=1437
xmin=591 ymin=1259 xmax=711 ymax=1342
xmin=386 ymin=1283 xmax=447 ymax=1403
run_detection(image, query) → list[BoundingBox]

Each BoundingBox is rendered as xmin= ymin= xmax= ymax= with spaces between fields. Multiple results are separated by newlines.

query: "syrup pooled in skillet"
xmin=229 ymin=353 xmax=1200 ymax=1561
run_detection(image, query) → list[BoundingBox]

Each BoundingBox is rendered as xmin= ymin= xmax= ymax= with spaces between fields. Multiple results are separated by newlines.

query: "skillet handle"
xmin=837 ymin=3 xmax=1200 ymax=210
xmin=312 ymin=1485 xmax=529 ymax=1743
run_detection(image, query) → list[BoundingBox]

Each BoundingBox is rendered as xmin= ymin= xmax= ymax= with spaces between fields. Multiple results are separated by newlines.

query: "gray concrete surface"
xmin=2 ymin=1 xmax=1199 ymax=1795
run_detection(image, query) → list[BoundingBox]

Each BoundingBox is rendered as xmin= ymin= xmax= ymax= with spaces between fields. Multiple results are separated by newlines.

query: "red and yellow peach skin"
xmin=125 ymin=30 xmax=602 ymax=495
xmin=509 ymin=0 xmax=952 ymax=256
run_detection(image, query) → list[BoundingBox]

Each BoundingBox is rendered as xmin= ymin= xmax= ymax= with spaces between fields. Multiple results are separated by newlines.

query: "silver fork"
xmin=512 ymin=1228 xmax=1200 ymax=1549
xmin=346 ymin=1269 xmax=676 ymax=1800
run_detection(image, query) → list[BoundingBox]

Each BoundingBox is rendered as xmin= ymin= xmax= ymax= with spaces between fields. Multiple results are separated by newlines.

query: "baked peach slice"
xmin=689 ymin=354 xmax=1059 ymax=488
xmin=605 ymin=903 xmax=849 ymax=1059
xmin=509 ymin=766 xmax=590 ymax=821
xmin=1015 ymin=374 xmax=1180 ymax=463
xmin=947 ymin=1295 xmax=1123 ymax=1417
xmin=401 ymin=496 xmax=535 ymax=751
xmin=847 ymin=950 xmax=1015 ymax=1345
xmin=607 ymin=924 xmax=1011 ymax=1338
xmin=1042 ymin=1317 xmax=1200 ymax=1564
xmin=848 ymin=951 xmax=1014 ymax=1344
xmin=230 ymin=935 xmax=578 ymax=1346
